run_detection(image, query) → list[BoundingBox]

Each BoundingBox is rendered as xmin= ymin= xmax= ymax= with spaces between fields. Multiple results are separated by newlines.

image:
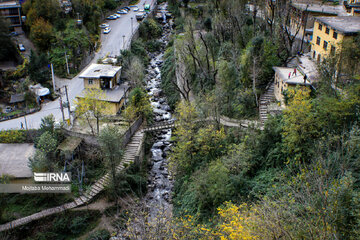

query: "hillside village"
xmin=0 ymin=0 xmax=360 ymax=239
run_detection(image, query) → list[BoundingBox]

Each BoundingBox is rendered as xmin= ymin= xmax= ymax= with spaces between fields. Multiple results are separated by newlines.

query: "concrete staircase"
xmin=259 ymin=82 xmax=275 ymax=124
xmin=0 ymin=130 xmax=144 ymax=232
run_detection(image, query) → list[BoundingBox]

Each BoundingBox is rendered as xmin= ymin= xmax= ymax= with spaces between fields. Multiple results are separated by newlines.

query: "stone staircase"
xmin=0 ymin=131 xmax=144 ymax=232
xmin=259 ymin=82 xmax=275 ymax=124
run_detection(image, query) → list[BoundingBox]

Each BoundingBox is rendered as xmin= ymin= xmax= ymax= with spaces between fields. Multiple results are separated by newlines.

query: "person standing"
xmin=292 ymin=68 xmax=297 ymax=76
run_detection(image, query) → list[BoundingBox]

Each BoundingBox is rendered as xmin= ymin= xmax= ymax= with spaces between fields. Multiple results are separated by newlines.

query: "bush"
xmin=130 ymin=40 xmax=149 ymax=64
xmin=0 ymin=130 xmax=27 ymax=143
xmin=139 ymin=18 xmax=162 ymax=40
xmin=146 ymin=40 xmax=162 ymax=52
xmin=86 ymin=229 xmax=110 ymax=240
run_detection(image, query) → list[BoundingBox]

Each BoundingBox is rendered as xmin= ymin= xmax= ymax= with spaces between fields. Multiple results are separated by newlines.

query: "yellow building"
xmin=346 ymin=0 xmax=360 ymax=16
xmin=273 ymin=67 xmax=312 ymax=106
xmin=289 ymin=3 xmax=338 ymax=44
xmin=77 ymin=64 xmax=129 ymax=115
xmin=311 ymin=16 xmax=360 ymax=62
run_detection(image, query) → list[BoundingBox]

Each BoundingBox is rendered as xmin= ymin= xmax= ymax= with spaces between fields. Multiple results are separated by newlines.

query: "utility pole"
xmin=24 ymin=103 xmax=28 ymax=131
xmin=64 ymin=85 xmax=71 ymax=125
xmin=50 ymin=63 xmax=56 ymax=93
xmin=65 ymin=51 xmax=70 ymax=75
xmin=131 ymin=17 xmax=133 ymax=35
xmin=59 ymin=89 xmax=65 ymax=124
xmin=122 ymin=35 xmax=125 ymax=49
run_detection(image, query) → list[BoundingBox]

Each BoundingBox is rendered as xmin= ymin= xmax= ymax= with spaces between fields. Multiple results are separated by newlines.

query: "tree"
xmin=124 ymin=56 xmax=145 ymax=87
xmin=30 ymin=18 xmax=53 ymax=51
xmin=0 ymin=18 xmax=18 ymax=61
xmin=282 ymin=87 xmax=320 ymax=165
xmin=139 ymin=19 xmax=162 ymax=40
xmin=75 ymin=88 xmax=111 ymax=135
xmin=98 ymin=126 xmax=123 ymax=214
xmin=28 ymin=50 xmax=51 ymax=85
xmin=169 ymin=101 xmax=198 ymax=176
xmin=124 ymin=88 xmax=152 ymax=123
xmin=37 ymin=131 xmax=58 ymax=156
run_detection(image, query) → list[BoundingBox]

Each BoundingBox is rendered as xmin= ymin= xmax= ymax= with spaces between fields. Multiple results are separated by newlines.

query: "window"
xmin=323 ymin=40 xmax=328 ymax=50
xmin=330 ymin=46 xmax=336 ymax=55
xmin=9 ymin=8 xmax=18 ymax=15
xmin=88 ymin=79 xmax=93 ymax=85
xmin=325 ymin=27 xmax=330 ymax=34
xmin=333 ymin=31 xmax=338 ymax=39
xmin=316 ymin=36 xmax=321 ymax=45
xmin=318 ymin=24 xmax=323 ymax=30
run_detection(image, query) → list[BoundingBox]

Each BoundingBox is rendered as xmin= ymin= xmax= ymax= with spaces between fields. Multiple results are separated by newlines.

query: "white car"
xmin=133 ymin=7 xmax=139 ymax=12
xmin=18 ymin=44 xmax=25 ymax=52
xmin=113 ymin=13 xmax=121 ymax=18
xmin=136 ymin=12 xmax=145 ymax=21
xmin=106 ymin=15 xmax=116 ymax=20
xmin=103 ymin=27 xmax=111 ymax=34
xmin=118 ymin=10 xmax=127 ymax=14
xmin=99 ymin=23 xmax=109 ymax=28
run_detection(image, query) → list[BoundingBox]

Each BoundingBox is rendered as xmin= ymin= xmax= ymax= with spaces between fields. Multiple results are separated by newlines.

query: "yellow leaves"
xmin=75 ymin=88 xmax=111 ymax=116
xmin=0 ymin=130 xmax=26 ymax=143
xmin=217 ymin=202 xmax=258 ymax=240
xmin=30 ymin=17 xmax=53 ymax=50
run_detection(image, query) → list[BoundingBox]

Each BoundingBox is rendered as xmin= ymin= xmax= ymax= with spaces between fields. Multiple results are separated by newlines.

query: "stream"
xmin=113 ymin=5 xmax=174 ymax=239
xmin=144 ymin=13 xmax=174 ymax=219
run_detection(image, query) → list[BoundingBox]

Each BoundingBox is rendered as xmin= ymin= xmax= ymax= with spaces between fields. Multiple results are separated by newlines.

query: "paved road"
xmin=0 ymin=0 xmax=154 ymax=130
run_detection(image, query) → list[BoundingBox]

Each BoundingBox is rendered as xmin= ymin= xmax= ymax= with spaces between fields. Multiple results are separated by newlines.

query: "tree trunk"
xmin=253 ymin=58 xmax=259 ymax=107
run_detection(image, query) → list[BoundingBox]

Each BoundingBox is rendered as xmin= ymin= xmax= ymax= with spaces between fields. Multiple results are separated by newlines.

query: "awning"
xmin=57 ymin=136 xmax=82 ymax=153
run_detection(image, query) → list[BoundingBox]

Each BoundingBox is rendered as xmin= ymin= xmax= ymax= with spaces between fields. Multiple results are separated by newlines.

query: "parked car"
xmin=113 ymin=13 xmax=121 ymax=18
xmin=103 ymin=27 xmax=111 ymax=34
xmin=4 ymin=106 xmax=12 ymax=113
xmin=106 ymin=15 xmax=116 ymax=20
xmin=18 ymin=44 xmax=25 ymax=52
xmin=136 ymin=12 xmax=146 ymax=21
xmin=118 ymin=9 xmax=127 ymax=14
xmin=122 ymin=6 xmax=131 ymax=11
xmin=9 ymin=31 xmax=19 ymax=37
xmin=99 ymin=23 xmax=110 ymax=28
xmin=133 ymin=7 xmax=139 ymax=12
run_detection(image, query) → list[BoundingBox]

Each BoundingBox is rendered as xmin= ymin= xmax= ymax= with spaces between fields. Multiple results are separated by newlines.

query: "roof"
xmin=292 ymin=3 xmax=339 ymax=15
xmin=77 ymin=83 xmax=130 ymax=103
xmin=29 ymin=84 xmax=50 ymax=97
xmin=273 ymin=67 xmax=312 ymax=86
xmin=79 ymin=64 xmax=121 ymax=79
xmin=0 ymin=143 xmax=34 ymax=178
xmin=9 ymin=93 xmax=24 ymax=103
xmin=57 ymin=136 xmax=82 ymax=152
xmin=315 ymin=16 xmax=360 ymax=35
xmin=0 ymin=1 xmax=20 ymax=9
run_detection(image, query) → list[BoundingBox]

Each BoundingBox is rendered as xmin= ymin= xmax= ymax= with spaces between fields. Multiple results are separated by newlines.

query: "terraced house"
xmin=311 ymin=16 xmax=360 ymax=62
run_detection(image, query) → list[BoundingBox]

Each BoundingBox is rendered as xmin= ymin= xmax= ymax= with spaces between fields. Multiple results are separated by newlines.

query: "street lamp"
xmin=131 ymin=17 xmax=133 ymax=35
xmin=122 ymin=35 xmax=125 ymax=49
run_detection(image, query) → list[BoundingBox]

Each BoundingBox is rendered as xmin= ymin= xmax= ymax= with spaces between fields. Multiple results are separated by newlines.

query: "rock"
xmin=161 ymin=105 xmax=171 ymax=111
xmin=153 ymin=141 xmax=164 ymax=148
xmin=151 ymin=149 xmax=163 ymax=161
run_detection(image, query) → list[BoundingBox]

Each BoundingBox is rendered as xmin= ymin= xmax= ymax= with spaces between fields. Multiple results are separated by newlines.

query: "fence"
xmin=0 ymin=107 xmax=41 ymax=122
xmin=62 ymin=117 xmax=143 ymax=147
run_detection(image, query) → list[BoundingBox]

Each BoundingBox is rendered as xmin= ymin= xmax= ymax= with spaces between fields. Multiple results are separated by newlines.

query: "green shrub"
xmin=139 ymin=18 xmax=162 ymax=40
xmin=86 ymin=229 xmax=110 ymax=240
xmin=0 ymin=130 xmax=26 ymax=143
xmin=146 ymin=40 xmax=162 ymax=52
